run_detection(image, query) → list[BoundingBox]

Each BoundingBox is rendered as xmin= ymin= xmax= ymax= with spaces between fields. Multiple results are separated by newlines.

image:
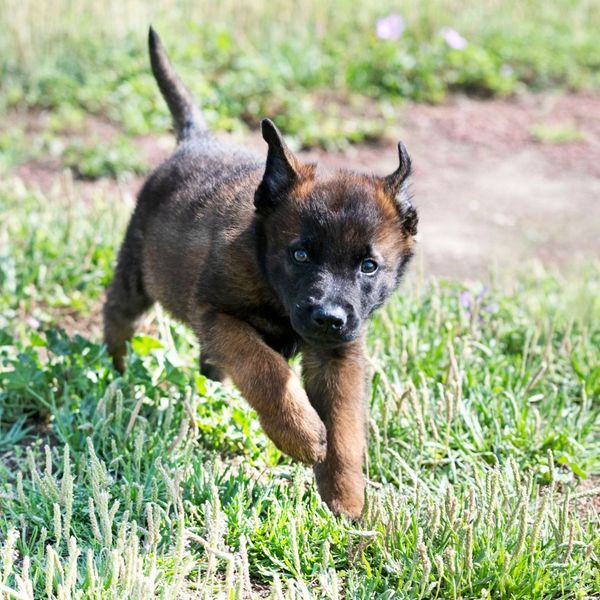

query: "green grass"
xmin=531 ymin=125 xmax=586 ymax=144
xmin=1 ymin=171 xmax=599 ymax=598
xmin=0 ymin=0 xmax=599 ymax=149
xmin=62 ymin=138 xmax=147 ymax=180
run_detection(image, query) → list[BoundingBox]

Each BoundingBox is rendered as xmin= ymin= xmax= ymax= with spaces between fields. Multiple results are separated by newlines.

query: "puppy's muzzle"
xmin=310 ymin=304 xmax=347 ymax=333
xmin=293 ymin=301 xmax=358 ymax=346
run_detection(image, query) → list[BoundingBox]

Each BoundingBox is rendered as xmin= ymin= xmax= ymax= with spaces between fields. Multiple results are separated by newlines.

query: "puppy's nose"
xmin=311 ymin=305 xmax=347 ymax=332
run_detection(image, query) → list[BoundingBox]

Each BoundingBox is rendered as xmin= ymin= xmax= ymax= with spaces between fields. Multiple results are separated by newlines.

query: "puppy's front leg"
xmin=303 ymin=339 xmax=367 ymax=519
xmin=197 ymin=310 xmax=327 ymax=464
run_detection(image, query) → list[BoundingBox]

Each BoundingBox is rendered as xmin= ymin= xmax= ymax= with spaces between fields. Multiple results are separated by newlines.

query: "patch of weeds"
xmin=0 ymin=127 xmax=31 ymax=172
xmin=62 ymin=137 xmax=147 ymax=180
xmin=47 ymin=104 xmax=89 ymax=134
xmin=0 ymin=177 xmax=124 ymax=321
xmin=531 ymin=124 xmax=586 ymax=144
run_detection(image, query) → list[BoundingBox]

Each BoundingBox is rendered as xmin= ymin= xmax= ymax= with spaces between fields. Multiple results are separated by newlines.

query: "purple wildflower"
xmin=441 ymin=27 xmax=468 ymax=50
xmin=376 ymin=14 xmax=405 ymax=41
xmin=500 ymin=64 xmax=514 ymax=77
xmin=459 ymin=291 xmax=473 ymax=309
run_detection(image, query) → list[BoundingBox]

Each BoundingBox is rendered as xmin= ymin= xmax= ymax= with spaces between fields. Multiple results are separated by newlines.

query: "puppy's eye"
xmin=292 ymin=248 xmax=309 ymax=263
xmin=360 ymin=258 xmax=378 ymax=274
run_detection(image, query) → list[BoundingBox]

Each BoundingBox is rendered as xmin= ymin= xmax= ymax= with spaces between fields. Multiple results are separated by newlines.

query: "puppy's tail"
xmin=148 ymin=26 xmax=208 ymax=142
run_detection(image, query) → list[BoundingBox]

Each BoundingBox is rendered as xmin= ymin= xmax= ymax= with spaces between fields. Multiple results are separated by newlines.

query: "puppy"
xmin=104 ymin=27 xmax=418 ymax=518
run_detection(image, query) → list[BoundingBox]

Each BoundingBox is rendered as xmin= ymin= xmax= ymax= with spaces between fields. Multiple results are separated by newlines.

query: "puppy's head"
xmin=255 ymin=119 xmax=417 ymax=348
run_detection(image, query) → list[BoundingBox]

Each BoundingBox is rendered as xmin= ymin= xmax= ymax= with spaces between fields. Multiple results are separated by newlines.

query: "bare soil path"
xmin=10 ymin=91 xmax=600 ymax=280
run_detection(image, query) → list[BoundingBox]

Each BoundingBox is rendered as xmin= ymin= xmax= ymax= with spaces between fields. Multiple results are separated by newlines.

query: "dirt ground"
xmin=11 ymin=90 xmax=600 ymax=280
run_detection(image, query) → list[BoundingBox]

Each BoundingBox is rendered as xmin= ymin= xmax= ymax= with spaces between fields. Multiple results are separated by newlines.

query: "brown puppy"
xmin=104 ymin=28 xmax=418 ymax=519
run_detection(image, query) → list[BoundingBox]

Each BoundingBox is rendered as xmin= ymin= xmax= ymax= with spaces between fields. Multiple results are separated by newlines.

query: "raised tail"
xmin=148 ymin=26 xmax=208 ymax=141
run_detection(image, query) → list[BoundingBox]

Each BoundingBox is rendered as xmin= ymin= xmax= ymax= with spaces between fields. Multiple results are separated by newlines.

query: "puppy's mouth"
xmin=290 ymin=321 xmax=359 ymax=348
xmin=300 ymin=332 xmax=358 ymax=348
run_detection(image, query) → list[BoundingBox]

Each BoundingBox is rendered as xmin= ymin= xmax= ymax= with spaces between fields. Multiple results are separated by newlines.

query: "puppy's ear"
xmin=255 ymin=119 xmax=301 ymax=212
xmin=383 ymin=141 xmax=418 ymax=235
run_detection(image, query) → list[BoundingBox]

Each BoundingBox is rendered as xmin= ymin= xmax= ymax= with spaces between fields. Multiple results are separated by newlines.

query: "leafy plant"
xmin=62 ymin=138 xmax=147 ymax=179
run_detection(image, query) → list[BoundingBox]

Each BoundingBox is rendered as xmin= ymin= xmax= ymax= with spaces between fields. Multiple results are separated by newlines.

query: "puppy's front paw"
xmin=260 ymin=375 xmax=327 ymax=464
xmin=315 ymin=465 xmax=365 ymax=520
xmin=324 ymin=491 xmax=365 ymax=520
xmin=293 ymin=406 xmax=328 ymax=464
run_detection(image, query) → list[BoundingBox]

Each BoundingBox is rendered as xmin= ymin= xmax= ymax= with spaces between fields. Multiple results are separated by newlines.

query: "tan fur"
xmin=194 ymin=309 xmax=327 ymax=464
xmin=303 ymin=339 xmax=367 ymax=518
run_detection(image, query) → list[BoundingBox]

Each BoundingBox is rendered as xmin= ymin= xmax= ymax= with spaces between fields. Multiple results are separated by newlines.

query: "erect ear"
xmin=383 ymin=141 xmax=418 ymax=235
xmin=254 ymin=119 xmax=302 ymax=212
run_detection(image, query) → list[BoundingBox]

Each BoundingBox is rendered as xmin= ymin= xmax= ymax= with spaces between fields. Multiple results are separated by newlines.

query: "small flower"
xmin=459 ymin=291 xmax=473 ymax=309
xmin=376 ymin=14 xmax=405 ymax=41
xmin=441 ymin=27 xmax=468 ymax=50
xmin=500 ymin=63 xmax=514 ymax=77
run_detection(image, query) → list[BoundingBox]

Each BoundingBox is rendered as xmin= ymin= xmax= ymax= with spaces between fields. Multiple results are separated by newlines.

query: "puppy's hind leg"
xmin=199 ymin=352 xmax=227 ymax=383
xmin=103 ymin=232 xmax=152 ymax=372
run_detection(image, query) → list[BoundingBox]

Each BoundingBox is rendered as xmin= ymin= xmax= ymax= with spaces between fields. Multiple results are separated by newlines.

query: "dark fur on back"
xmin=103 ymin=29 xmax=418 ymax=519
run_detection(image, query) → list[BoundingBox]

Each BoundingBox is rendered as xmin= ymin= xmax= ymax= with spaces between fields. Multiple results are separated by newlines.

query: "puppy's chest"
xmin=240 ymin=306 xmax=301 ymax=359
